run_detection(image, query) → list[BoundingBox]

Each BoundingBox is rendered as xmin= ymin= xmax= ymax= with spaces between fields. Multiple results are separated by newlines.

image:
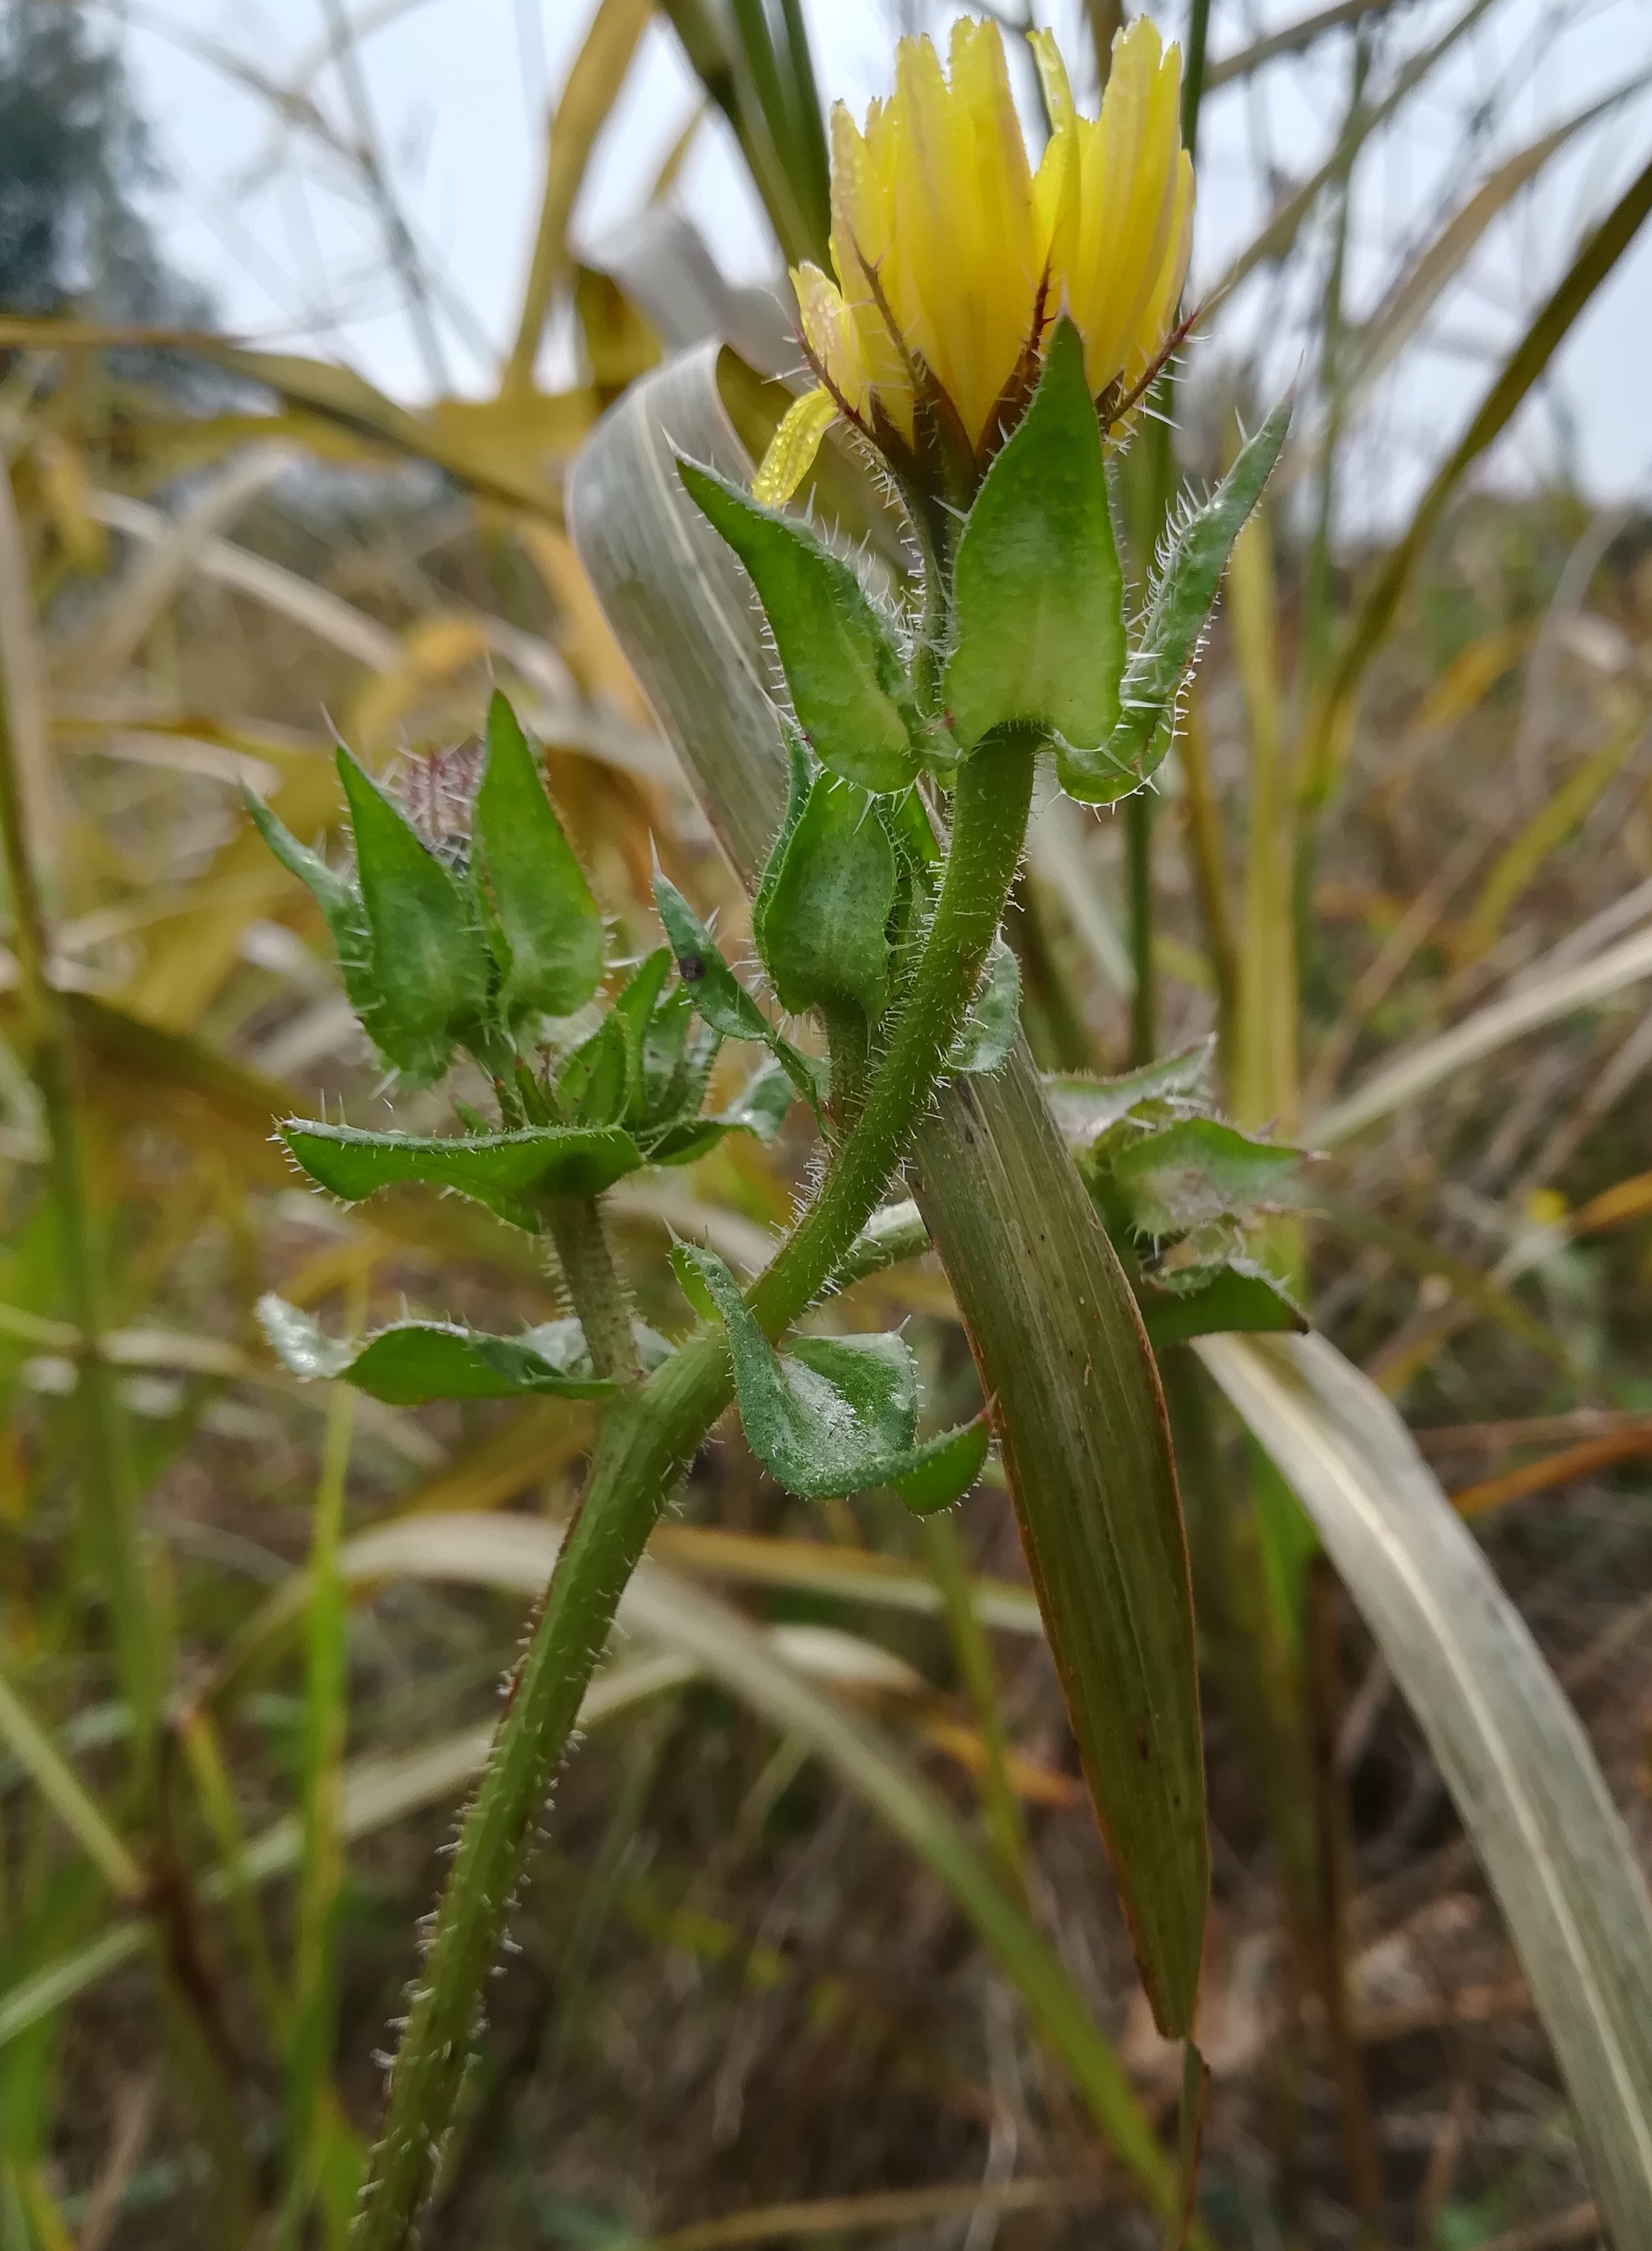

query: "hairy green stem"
xmin=351 ymin=732 xmax=1037 ymax=2251
xmin=820 ymin=999 xmax=870 ymax=1140
xmin=546 ymin=1195 xmax=641 ymax=1383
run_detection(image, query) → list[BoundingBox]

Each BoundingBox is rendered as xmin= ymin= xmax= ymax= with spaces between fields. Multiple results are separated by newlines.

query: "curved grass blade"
xmin=1198 ymin=1329 xmax=1652 ymax=2247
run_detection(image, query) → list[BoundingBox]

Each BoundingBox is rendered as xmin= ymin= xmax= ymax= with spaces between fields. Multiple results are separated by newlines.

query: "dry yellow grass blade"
xmin=1458 ymin=708 xmax=1648 ymax=961
xmin=1229 ymin=500 xmax=1298 ymax=1132
xmin=1199 ymin=1330 xmax=1652 ymax=2247
xmin=505 ymin=0 xmax=656 ymax=396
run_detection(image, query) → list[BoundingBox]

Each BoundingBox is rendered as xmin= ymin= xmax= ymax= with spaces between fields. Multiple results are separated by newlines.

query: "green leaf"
xmin=243 ymin=790 xmax=376 ymax=1022
xmin=1138 ymin=1259 xmax=1305 ymax=1352
xmin=676 ymin=457 xmax=926 ymax=793
xmin=752 ymin=725 xmax=814 ymax=957
xmin=947 ymin=938 xmax=1020 ymax=1075
xmin=558 ymin=1014 xmax=629 ymax=1126
xmin=280 ymin=1119 xmax=641 ymax=1228
xmin=335 ymin=747 xmax=493 ymax=1082
xmin=1067 ymin=398 xmax=1292 ymax=803
xmin=1104 ymin=1119 xmax=1303 ymax=1239
xmin=643 ymin=1051 xmax=795 ymax=1164
xmin=609 ymin=948 xmax=678 ymax=1123
xmin=473 ymin=693 xmax=604 ymax=1021
xmin=892 ymin=1415 xmax=992 ymax=1515
xmin=1045 ymin=1042 xmax=1214 ymax=1146
xmin=257 ymin=1297 xmax=620 ymax=1403
xmin=755 ymin=766 xmax=896 ymax=1019
xmin=945 ymin=319 xmax=1125 ymax=756
xmin=684 ymin=1245 xmax=988 ymax=1501
xmin=653 ymin=873 xmax=825 ymax=1113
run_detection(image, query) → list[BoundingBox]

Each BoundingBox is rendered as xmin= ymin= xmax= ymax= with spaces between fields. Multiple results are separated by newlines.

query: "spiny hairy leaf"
xmin=281 ymin=1119 xmax=641 ymax=1228
xmin=257 ymin=1298 xmax=621 ymax=1403
xmin=242 ymin=789 xmax=375 ymax=1022
xmin=1103 ymin=1118 xmax=1304 ymax=1239
xmin=946 ymin=319 xmax=1125 ymax=755
xmin=677 ymin=456 xmax=927 ymax=793
xmin=653 ymin=872 xmax=825 ymax=1112
xmin=1138 ymin=1259 xmax=1305 ymax=1352
xmin=1063 ymin=397 xmax=1292 ymax=804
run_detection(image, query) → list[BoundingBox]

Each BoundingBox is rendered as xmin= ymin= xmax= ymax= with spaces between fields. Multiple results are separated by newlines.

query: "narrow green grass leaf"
xmin=0 ymin=1670 xmax=143 ymax=1902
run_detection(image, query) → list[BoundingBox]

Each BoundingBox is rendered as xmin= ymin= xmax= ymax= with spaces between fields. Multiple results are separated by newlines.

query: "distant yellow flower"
xmin=755 ymin=16 xmax=1194 ymax=507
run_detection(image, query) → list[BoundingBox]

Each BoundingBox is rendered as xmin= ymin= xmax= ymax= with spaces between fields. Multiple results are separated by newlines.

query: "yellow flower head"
xmin=755 ymin=16 xmax=1194 ymax=507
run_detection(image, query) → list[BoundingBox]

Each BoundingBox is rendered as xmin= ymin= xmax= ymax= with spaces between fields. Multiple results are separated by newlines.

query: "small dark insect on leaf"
xmin=679 ymin=953 xmax=705 ymax=984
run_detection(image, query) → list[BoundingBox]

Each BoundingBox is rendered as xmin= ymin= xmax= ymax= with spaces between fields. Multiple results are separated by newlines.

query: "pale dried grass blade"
xmin=1197 ymin=1329 xmax=1652 ymax=2246
xmin=1313 ymin=920 xmax=1652 ymax=1145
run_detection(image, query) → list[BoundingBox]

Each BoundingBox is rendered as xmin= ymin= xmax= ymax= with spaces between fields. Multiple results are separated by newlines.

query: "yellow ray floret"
xmin=756 ymin=15 xmax=1194 ymax=506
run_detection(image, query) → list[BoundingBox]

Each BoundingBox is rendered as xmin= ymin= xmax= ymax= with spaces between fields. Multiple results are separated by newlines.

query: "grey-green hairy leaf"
xmin=281 ymin=1118 xmax=641 ymax=1227
xmin=685 ymin=1245 xmax=988 ymax=1502
xmin=945 ymin=319 xmax=1125 ymax=756
xmin=257 ymin=1297 xmax=619 ymax=1403
xmin=676 ymin=456 xmax=926 ymax=793
xmin=1105 ymin=1118 xmax=1304 ymax=1238
xmin=473 ymin=691 xmax=604 ymax=1021
xmin=1200 ymin=1330 xmax=1652 ymax=2249
xmin=947 ymin=937 xmax=1021 ymax=1076
xmin=1063 ymin=398 xmax=1292 ymax=803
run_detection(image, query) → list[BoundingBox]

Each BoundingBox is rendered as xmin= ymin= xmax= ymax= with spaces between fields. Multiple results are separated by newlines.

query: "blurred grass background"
xmin=1 ymin=1 xmax=1652 ymax=2245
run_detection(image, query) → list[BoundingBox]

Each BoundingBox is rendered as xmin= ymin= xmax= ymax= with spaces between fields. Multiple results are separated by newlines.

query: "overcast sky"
xmin=115 ymin=0 xmax=1652 ymax=531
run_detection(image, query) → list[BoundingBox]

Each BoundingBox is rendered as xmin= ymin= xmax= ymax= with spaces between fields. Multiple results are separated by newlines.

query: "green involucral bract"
xmin=1061 ymin=395 xmax=1294 ymax=804
xmin=754 ymin=764 xmax=897 ymax=1019
xmin=944 ymin=319 xmax=1125 ymax=757
xmin=336 ymin=745 xmax=493 ymax=1082
xmin=683 ymin=1243 xmax=990 ymax=1507
xmin=652 ymin=872 xmax=826 ymax=1113
xmin=676 ymin=456 xmax=928 ymax=793
xmin=473 ymin=691 xmax=604 ymax=1022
